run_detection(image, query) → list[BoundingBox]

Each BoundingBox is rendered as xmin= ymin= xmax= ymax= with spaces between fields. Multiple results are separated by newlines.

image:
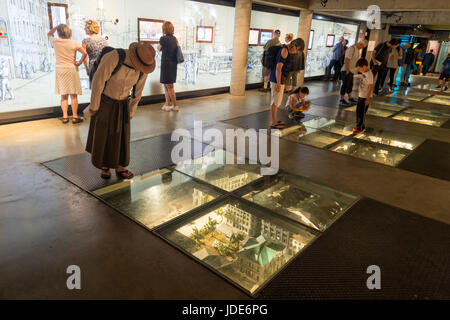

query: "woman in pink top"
xmin=47 ymin=24 xmax=87 ymax=124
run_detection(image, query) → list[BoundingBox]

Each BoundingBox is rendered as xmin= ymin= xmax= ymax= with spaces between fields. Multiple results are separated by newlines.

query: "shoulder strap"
xmin=112 ymin=48 xmax=126 ymax=76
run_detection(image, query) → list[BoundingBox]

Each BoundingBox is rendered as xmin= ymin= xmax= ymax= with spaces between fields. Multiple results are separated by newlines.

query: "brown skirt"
xmin=86 ymin=94 xmax=130 ymax=169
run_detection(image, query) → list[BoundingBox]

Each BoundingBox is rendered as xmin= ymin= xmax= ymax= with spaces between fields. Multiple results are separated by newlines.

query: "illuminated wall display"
xmin=138 ymin=18 xmax=164 ymax=43
xmin=326 ymin=34 xmax=335 ymax=47
xmin=196 ymin=26 xmax=214 ymax=43
xmin=308 ymin=30 xmax=314 ymax=50
xmin=47 ymin=2 xmax=69 ymax=29
xmin=248 ymin=28 xmax=260 ymax=46
xmin=259 ymin=29 xmax=273 ymax=45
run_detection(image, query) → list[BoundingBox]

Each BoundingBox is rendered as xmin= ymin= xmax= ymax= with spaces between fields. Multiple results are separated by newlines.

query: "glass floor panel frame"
xmin=385 ymin=90 xmax=432 ymax=101
xmin=155 ymin=195 xmax=321 ymax=296
xmin=424 ymin=95 xmax=450 ymax=106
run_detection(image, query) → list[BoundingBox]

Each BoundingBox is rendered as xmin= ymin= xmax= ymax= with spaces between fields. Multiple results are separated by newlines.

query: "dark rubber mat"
xmin=257 ymin=198 xmax=450 ymax=299
xmin=398 ymin=139 xmax=450 ymax=181
xmin=43 ymin=134 xmax=207 ymax=191
xmin=222 ymin=110 xmax=315 ymax=130
xmin=309 ymin=94 xmax=342 ymax=108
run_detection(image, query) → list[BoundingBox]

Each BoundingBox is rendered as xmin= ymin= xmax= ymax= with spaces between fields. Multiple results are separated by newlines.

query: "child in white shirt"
xmin=354 ymin=58 xmax=373 ymax=133
xmin=285 ymin=86 xmax=310 ymax=120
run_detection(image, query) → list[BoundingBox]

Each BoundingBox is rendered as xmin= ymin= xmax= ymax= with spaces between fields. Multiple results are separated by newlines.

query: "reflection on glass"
xmin=331 ymin=139 xmax=409 ymax=166
xmin=354 ymin=130 xmax=424 ymax=150
xmin=386 ymin=90 xmax=431 ymax=101
xmin=243 ymin=173 xmax=358 ymax=231
xmin=424 ymin=95 xmax=450 ymax=106
xmin=159 ymin=199 xmax=316 ymax=293
xmin=175 ymin=149 xmax=262 ymax=192
xmin=345 ymin=105 xmax=395 ymax=118
xmin=302 ymin=117 xmax=353 ymax=136
xmin=92 ymin=169 xmax=221 ymax=229
xmin=393 ymin=110 xmax=449 ymax=127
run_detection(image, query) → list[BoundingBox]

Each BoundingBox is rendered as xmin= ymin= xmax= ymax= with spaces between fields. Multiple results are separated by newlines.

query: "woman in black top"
xmin=158 ymin=21 xmax=179 ymax=111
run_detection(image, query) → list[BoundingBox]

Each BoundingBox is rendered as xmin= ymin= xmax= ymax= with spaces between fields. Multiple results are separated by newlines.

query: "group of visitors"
xmin=258 ymin=30 xmax=308 ymax=129
xmin=326 ymin=36 xmax=348 ymax=81
xmin=47 ymin=20 xmax=180 ymax=179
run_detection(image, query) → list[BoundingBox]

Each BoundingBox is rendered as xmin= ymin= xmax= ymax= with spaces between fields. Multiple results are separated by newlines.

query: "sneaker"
xmin=353 ymin=127 xmax=365 ymax=134
xmin=407 ymin=83 xmax=411 ymax=87
xmin=161 ymin=105 xmax=172 ymax=111
xmin=445 ymin=86 xmax=449 ymax=91
xmin=339 ymin=99 xmax=350 ymax=106
xmin=436 ymin=85 xmax=442 ymax=89
xmin=258 ymin=87 xmax=267 ymax=92
xmin=348 ymin=98 xmax=357 ymax=104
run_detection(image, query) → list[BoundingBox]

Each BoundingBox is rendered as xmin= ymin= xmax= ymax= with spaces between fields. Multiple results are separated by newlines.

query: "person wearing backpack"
xmin=85 ymin=41 xmax=155 ymax=180
xmin=258 ymin=30 xmax=281 ymax=92
xmin=269 ymin=38 xmax=305 ymax=129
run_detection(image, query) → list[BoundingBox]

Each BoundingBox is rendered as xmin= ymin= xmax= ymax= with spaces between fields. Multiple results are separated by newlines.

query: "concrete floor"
xmin=0 ymin=79 xmax=449 ymax=299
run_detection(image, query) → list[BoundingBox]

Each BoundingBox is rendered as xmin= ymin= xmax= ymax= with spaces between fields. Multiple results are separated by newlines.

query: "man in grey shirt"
xmin=259 ymin=29 xmax=281 ymax=92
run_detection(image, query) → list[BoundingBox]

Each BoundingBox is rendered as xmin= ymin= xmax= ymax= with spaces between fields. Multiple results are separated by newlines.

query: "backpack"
xmin=263 ymin=45 xmax=282 ymax=69
xmin=89 ymin=47 xmax=144 ymax=98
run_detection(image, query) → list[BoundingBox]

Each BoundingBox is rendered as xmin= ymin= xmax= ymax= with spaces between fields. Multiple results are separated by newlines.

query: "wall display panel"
xmin=308 ymin=30 xmax=314 ymax=50
xmin=305 ymin=18 xmax=358 ymax=78
xmin=248 ymin=28 xmax=260 ymax=46
xmin=246 ymin=10 xmax=299 ymax=85
xmin=138 ymin=18 xmax=164 ymax=43
xmin=326 ymin=34 xmax=334 ymax=47
xmin=434 ymin=41 xmax=450 ymax=73
xmin=196 ymin=26 xmax=214 ymax=43
xmin=259 ymin=29 xmax=273 ymax=45
xmin=0 ymin=0 xmax=236 ymax=114
xmin=48 ymin=2 xmax=69 ymax=29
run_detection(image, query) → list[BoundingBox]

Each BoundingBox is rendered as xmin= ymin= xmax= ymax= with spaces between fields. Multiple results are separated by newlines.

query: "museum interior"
xmin=0 ymin=0 xmax=450 ymax=300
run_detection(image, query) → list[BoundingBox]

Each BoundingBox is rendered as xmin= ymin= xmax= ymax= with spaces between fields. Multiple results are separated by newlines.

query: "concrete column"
xmin=230 ymin=0 xmax=252 ymax=96
xmin=296 ymin=9 xmax=313 ymax=87
xmin=367 ymin=28 xmax=382 ymax=64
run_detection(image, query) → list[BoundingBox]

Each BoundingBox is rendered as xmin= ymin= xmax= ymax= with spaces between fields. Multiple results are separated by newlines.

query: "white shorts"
xmin=270 ymin=82 xmax=285 ymax=107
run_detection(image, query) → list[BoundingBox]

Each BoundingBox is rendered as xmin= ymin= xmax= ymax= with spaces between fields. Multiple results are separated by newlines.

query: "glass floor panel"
xmin=406 ymin=108 xmax=450 ymax=118
xmin=92 ymin=169 xmax=222 ymax=229
xmin=412 ymin=84 xmax=442 ymax=92
xmin=354 ymin=130 xmax=424 ymax=151
xmin=392 ymin=110 xmax=449 ymax=127
xmin=241 ymin=173 xmax=359 ymax=231
xmin=424 ymin=95 xmax=450 ymax=106
xmin=386 ymin=91 xmax=431 ymax=101
xmin=330 ymin=139 xmax=409 ymax=166
xmin=295 ymin=129 xmax=344 ymax=148
xmin=175 ymin=149 xmax=262 ymax=192
xmin=302 ymin=117 xmax=354 ymax=136
xmin=345 ymin=105 xmax=396 ymax=118
xmin=158 ymin=198 xmax=317 ymax=294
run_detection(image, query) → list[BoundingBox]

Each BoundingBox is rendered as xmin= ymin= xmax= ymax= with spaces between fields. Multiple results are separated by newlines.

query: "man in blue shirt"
xmin=436 ymin=53 xmax=450 ymax=91
xmin=421 ymin=49 xmax=435 ymax=76
xmin=325 ymin=36 xmax=344 ymax=80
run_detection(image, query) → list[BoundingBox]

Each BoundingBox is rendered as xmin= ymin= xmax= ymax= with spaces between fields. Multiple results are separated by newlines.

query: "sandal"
xmin=101 ymin=168 xmax=111 ymax=179
xmin=72 ymin=117 xmax=84 ymax=124
xmin=270 ymin=123 xmax=285 ymax=129
xmin=61 ymin=118 xmax=69 ymax=124
xmin=116 ymin=169 xmax=134 ymax=179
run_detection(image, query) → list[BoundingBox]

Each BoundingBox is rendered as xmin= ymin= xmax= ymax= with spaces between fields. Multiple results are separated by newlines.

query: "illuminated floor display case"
xmin=392 ymin=109 xmax=450 ymax=127
xmin=240 ymin=173 xmax=359 ymax=231
xmin=424 ymin=95 xmax=450 ymax=106
xmin=345 ymin=105 xmax=396 ymax=118
xmin=330 ymin=139 xmax=410 ymax=166
xmin=93 ymin=169 xmax=222 ymax=229
xmin=412 ymin=84 xmax=442 ymax=92
xmin=158 ymin=198 xmax=318 ymax=294
xmin=175 ymin=149 xmax=262 ymax=192
xmin=369 ymin=101 xmax=406 ymax=112
xmin=386 ymin=90 xmax=431 ymax=101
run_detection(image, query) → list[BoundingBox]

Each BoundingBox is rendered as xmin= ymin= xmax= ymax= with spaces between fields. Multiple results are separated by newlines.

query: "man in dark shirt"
xmin=422 ymin=50 xmax=435 ymax=76
xmin=371 ymin=38 xmax=400 ymax=95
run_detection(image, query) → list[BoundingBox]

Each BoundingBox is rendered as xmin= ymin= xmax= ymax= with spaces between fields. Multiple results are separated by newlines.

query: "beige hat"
xmin=129 ymin=41 xmax=156 ymax=74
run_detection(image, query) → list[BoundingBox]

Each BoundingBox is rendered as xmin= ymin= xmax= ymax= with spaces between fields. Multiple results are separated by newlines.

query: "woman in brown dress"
xmin=86 ymin=42 xmax=155 ymax=179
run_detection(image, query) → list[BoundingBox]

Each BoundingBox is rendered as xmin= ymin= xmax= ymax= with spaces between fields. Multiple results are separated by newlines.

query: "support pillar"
xmin=230 ymin=0 xmax=252 ymax=96
xmin=296 ymin=9 xmax=313 ymax=87
xmin=367 ymin=28 xmax=382 ymax=64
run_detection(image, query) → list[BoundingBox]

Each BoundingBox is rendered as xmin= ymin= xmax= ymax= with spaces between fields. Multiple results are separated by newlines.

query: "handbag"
xmin=175 ymin=38 xmax=184 ymax=64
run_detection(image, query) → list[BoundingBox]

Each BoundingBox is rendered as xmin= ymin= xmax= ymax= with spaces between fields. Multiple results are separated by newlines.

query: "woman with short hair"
xmin=158 ymin=21 xmax=179 ymax=111
xmin=82 ymin=20 xmax=108 ymax=77
xmin=47 ymin=24 xmax=87 ymax=124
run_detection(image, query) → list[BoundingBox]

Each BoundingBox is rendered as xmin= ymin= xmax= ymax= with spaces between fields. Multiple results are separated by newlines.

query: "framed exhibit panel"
xmin=259 ymin=29 xmax=273 ymax=45
xmin=196 ymin=26 xmax=214 ymax=43
xmin=308 ymin=30 xmax=314 ymax=50
xmin=326 ymin=34 xmax=335 ymax=47
xmin=47 ymin=3 xmax=69 ymax=29
xmin=249 ymin=28 xmax=260 ymax=46
xmin=138 ymin=18 xmax=165 ymax=43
